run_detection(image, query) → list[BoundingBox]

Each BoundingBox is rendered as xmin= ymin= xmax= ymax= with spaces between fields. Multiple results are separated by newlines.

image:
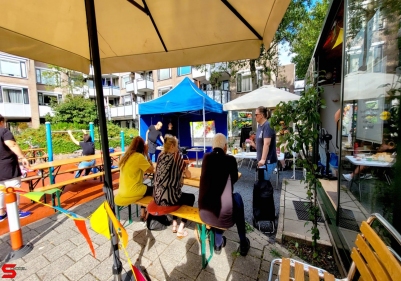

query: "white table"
xmin=345 ymin=155 xmax=394 ymax=200
xmin=234 ymin=152 xmax=284 ymax=188
xmin=187 ymin=148 xmax=204 ymax=167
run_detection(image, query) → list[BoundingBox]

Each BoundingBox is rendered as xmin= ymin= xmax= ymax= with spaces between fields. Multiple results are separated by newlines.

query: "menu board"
xmin=356 ymin=98 xmax=383 ymax=144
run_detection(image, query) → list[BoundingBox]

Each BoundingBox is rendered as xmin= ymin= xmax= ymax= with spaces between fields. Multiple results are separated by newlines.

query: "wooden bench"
xmin=22 ymin=175 xmax=43 ymax=192
xmin=268 ymin=213 xmax=401 ymax=281
xmin=118 ymin=195 xmax=226 ymax=268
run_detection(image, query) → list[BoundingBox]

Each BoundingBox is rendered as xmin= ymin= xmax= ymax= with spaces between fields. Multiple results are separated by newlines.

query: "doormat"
xmin=338 ymin=208 xmax=359 ymax=232
xmin=292 ymin=201 xmax=324 ymax=223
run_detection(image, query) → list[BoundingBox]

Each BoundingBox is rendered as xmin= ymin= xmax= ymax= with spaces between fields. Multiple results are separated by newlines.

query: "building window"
xmin=177 ymin=66 xmax=191 ymax=76
xmin=38 ymin=92 xmax=57 ymax=105
xmin=0 ymin=86 xmax=2 ymax=103
xmin=158 ymin=69 xmax=171 ymax=80
xmin=257 ymin=69 xmax=263 ymax=88
xmin=3 ymin=88 xmax=29 ymax=104
xmin=36 ymin=68 xmax=58 ymax=85
xmin=102 ymin=77 xmax=119 ymax=87
xmin=221 ymin=80 xmax=229 ymax=91
xmin=87 ymin=79 xmax=94 ymax=88
xmin=145 ymin=93 xmax=153 ymax=101
xmin=158 ymin=86 xmax=172 ymax=97
xmin=0 ymin=59 xmax=27 ymax=78
xmin=123 ymin=95 xmax=132 ymax=105
xmin=122 ymin=76 xmax=130 ymax=88
xmin=241 ymin=74 xmax=252 ymax=92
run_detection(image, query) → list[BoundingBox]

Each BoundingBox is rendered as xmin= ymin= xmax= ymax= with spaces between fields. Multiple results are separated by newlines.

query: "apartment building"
xmin=0 ymin=50 xmax=296 ymax=130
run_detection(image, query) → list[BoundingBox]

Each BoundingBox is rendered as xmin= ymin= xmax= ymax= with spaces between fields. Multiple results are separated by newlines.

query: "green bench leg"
xmin=198 ymin=224 xmax=215 ymax=269
xmin=116 ymin=205 xmax=133 ymax=227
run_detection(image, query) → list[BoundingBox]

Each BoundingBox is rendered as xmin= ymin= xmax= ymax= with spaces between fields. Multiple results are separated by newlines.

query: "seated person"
xmin=114 ymin=137 xmax=154 ymax=221
xmin=153 ymin=135 xmax=194 ymax=238
xmin=198 ymin=133 xmax=250 ymax=256
xmin=343 ymin=142 xmax=396 ymax=181
xmin=248 ymin=131 xmax=257 ymax=152
xmin=68 ymin=129 xmax=96 ymax=178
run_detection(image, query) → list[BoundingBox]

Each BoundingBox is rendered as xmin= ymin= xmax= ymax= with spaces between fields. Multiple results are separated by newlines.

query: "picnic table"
xmin=22 ymin=147 xmax=47 ymax=164
xmin=31 ymin=151 xmax=123 ymax=185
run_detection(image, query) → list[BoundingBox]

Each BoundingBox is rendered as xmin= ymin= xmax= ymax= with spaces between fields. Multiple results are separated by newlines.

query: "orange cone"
xmin=2 ymin=187 xmax=33 ymax=262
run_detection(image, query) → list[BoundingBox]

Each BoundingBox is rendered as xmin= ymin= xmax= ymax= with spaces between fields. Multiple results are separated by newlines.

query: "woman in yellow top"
xmin=115 ymin=136 xmax=154 ymax=220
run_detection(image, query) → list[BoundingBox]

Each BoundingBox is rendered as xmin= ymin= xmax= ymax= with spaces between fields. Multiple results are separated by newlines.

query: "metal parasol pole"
xmin=203 ymin=97 xmax=206 ymax=152
xmin=84 ymin=0 xmax=122 ymax=280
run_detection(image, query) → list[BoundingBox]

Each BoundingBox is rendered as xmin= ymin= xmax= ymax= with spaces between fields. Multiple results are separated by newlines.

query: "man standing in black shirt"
xmin=145 ymin=121 xmax=164 ymax=162
xmin=0 ymin=114 xmax=32 ymax=222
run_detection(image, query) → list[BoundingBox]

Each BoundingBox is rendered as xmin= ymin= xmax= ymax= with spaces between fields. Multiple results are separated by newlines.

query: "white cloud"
xmin=278 ymin=42 xmax=295 ymax=66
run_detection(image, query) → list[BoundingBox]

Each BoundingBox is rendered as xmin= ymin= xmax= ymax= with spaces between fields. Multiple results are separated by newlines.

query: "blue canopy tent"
xmin=138 ymin=77 xmax=227 ymax=159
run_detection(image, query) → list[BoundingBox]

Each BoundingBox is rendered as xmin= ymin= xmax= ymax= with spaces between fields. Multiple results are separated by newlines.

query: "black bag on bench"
xmin=146 ymin=214 xmax=171 ymax=231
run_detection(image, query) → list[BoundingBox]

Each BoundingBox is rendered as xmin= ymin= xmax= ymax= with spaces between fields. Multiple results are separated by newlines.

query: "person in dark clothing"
xmin=199 ymin=133 xmax=250 ymax=256
xmin=256 ymin=106 xmax=277 ymax=180
xmin=145 ymin=122 xmax=164 ymax=162
xmin=68 ymin=130 xmax=97 ymax=178
xmin=165 ymin=122 xmax=176 ymax=138
xmin=0 ymin=114 xmax=32 ymax=221
xmin=248 ymin=131 xmax=257 ymax=152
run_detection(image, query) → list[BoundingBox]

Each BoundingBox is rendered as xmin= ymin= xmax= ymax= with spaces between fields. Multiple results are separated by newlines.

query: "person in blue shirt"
xmin=255 ymin=106 xmax=277 ymax=180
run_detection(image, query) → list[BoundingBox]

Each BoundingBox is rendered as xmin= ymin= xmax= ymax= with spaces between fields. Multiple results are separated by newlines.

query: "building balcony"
xmin=106 ymin=104 xmax=137 ymax=120
xmin=0 ymin=103 xmax=31 ymax=118
xmin=39 ymin=105 xmax=55 ymax=117
xmin=126 ymin=81 xmax=135 ymax=93
xmin=88 ymin=86 xmax=121 ymax=97
xmin=137 ymin=78 xmax=154 ymax=93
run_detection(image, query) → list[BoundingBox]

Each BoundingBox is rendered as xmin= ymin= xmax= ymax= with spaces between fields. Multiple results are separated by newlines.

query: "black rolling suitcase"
xmin=252 ymin=167 xmax=275 ymax=233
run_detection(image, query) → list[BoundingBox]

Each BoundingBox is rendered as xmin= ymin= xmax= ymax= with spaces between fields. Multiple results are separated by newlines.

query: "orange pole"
xmin=5 ymin=187 xmax=23 ymax=251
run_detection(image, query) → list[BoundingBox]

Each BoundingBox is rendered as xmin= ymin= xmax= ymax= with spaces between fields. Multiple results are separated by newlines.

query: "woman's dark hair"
xmin=256 ymin=106 xmax=270 ymax=119
xmin=83 ymin=134 xmax=92 ymax=142
xmin=119 ymin=136 xmax=146 ymax=168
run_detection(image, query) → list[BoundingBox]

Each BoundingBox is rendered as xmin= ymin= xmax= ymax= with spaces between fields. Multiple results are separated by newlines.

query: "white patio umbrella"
xmin=223 ymin=85 xmax=301 ymax=111
xmin=0 ymin=0 xmax=290 ymax=278
xmin=343 ymin=71 xmax=401 ymax=101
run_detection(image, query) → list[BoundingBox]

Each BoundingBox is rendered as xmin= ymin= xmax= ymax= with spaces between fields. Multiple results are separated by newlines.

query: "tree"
xmin=290 ymin=0 xmax=329 ymax=79
xmin=270 ymin=73 xmax=326 ymax=257
xmin=42 ymin=65 xmax=87 ymax=95
xmin=197 ymin=0 xmax=312 ymax=89
xmin=46 ymin=94 xmax=98 ymax=125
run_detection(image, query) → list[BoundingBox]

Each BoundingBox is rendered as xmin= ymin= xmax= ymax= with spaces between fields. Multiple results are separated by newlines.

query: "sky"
xmin=279 ymin=42 xmax=295 ymax=66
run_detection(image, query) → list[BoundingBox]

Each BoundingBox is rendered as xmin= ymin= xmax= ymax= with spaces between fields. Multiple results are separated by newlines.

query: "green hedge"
xmin=16 ymin=122 xmax=138 ymax=154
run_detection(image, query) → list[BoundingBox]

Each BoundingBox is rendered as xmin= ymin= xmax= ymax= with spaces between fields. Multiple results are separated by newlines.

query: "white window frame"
xmin=38 ymin=91 xmax=60 ymax=106
xmin=158 ymin=86 xmax=172 ymax=97
xmin=0 ymin=57 xmax=27 ymax=78
xmin=2 ymin=87 xmax=29 ymax=104
xmin=36 ymin=68 xmax=58 ymax=85
xmin=158 ymin=69 xmax=171 ymax=81
xmin=177 ymin=66 xmax=192 ymax=76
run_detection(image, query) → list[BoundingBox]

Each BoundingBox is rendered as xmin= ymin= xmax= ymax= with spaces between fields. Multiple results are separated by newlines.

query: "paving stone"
xmin=36 ymin=255 xmax=75 ymax=281
xmin=49 ymin=228 xmax=79 ymax=245
xmin=175 ymin=252 xmax=203 ymax=279
xmin=43 ymin=240 xmax=77 ymax=262
xmin=146 ymin=257 xmax=177 ymax=281
xmin=21 ymin=241 xmax=55 ymax=263
xmin=10 ymin=255 xmax=50 ymax=280
xmin=227 ymin=270 xmax=257 ymax=281
xmin=196 ymin=270 xmax=226 ymax=281
xmin=258 ymin=270 xmax=270 ymax=281
xmin=232 ymin=254 xmax=261 ymax=279
xmin=159 ymin=238 xmax=194 ymax=263
xmin=63 ymin=254 xmax=100 ymax=281
xmin=79 ymin=273 xmax=101 ymax=281
xmin=67 ymin=239 xmax=95 ymax=261
xmin=168 ymin=268 xmax=193 ymax=280
xmin=140 ymin=240 xmax=169 ymax=261
xmin=90 ymin=255 xmax=115 ymax=281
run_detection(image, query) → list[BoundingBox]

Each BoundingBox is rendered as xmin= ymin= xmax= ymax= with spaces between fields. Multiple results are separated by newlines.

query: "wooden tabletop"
xmin=31 ymin=151 xmax=123 ymax=170
xmin=22 ymin=148 xmax=45 ymax=152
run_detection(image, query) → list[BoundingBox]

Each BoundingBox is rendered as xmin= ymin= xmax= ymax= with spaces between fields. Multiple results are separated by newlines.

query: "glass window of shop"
xmin=339 ymin=0 xmax=400 ymax=260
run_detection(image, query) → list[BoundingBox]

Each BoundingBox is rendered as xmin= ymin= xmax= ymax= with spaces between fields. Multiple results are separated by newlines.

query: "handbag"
xmin=146 ymin=214 xmax=171 ymax=231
